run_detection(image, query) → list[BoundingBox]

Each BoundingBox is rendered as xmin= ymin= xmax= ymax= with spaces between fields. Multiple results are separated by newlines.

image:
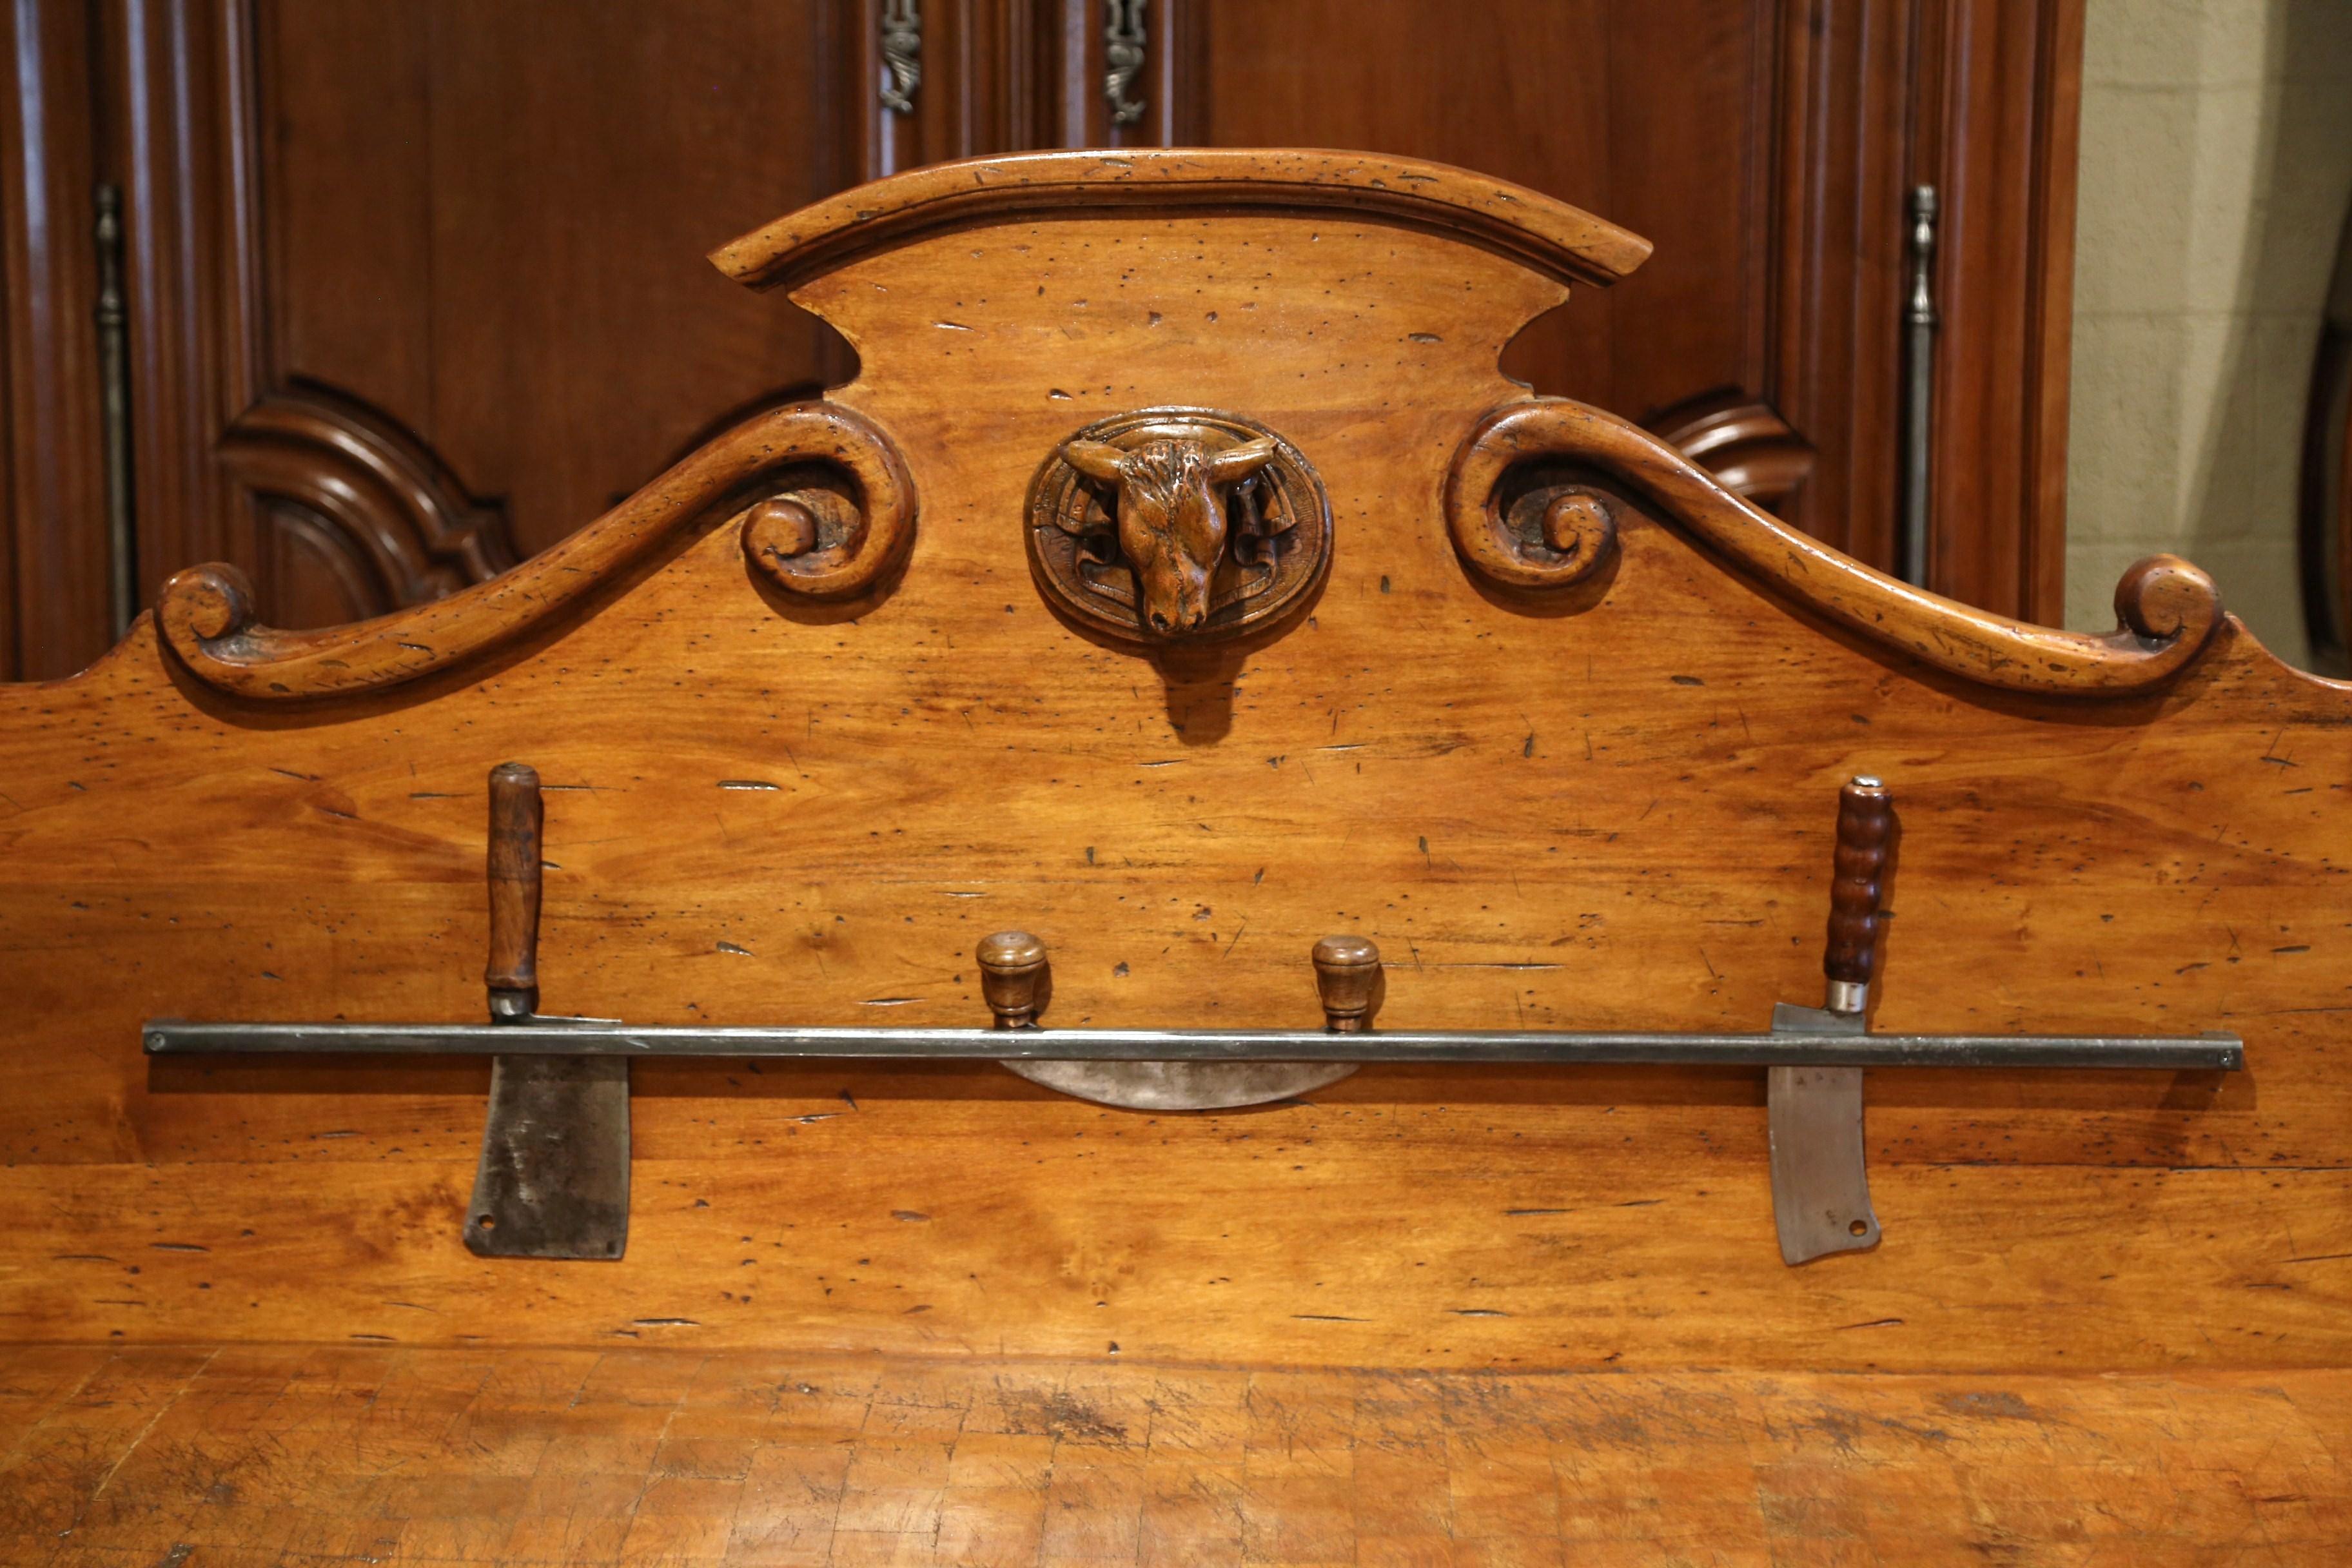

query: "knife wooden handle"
xmin=485 ymin=761 xmax=544 ymax=1001
xmin=1823 ymin=776 xmax=1892 ymax=992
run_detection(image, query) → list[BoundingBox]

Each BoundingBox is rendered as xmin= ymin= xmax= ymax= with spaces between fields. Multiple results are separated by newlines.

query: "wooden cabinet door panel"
xmin=1197 ymin=0 xmax=1901 ymax=569
xmin=115 ymin=0 xmax=860 ymax=632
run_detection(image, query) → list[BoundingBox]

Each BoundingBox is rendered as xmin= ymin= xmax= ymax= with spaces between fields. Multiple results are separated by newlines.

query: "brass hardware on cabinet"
xmin=1899 ymin=186 xmax=1939 ymax=586
xmin=879 ymin=0 xmax=921 ymax=115
xmin=1104 ymin=0 xmax=1148 ymax=125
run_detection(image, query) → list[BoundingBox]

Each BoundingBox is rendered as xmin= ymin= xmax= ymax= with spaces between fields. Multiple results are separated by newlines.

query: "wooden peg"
xmin=484 ymin=762 xmax=544 ymax=1019
xmin=1822 ymin=775 xmax=1893 ymax=1014
xmin=977 ymin=931 xmax=1048 ymax=1030
xmin=1312 ymin=935 xmax=1382 ymax=1032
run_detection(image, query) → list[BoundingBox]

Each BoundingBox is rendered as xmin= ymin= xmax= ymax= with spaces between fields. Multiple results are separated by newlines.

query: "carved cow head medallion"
xmin=1024 ymin=409 xmax=1331 ymax=646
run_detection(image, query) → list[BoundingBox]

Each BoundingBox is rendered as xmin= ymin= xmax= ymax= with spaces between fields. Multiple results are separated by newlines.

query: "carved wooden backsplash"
xmin=0 ymin=152 xmax=2341 ymax=1379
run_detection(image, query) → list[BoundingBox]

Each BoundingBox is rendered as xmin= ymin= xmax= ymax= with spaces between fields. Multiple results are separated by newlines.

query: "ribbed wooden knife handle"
xmin=485 ymin=762 xmax=544 ymax=1000
xmin=1823 ymin=776 xmax=1892 ymax=992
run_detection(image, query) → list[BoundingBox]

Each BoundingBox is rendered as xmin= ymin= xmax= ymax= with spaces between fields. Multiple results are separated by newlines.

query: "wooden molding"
xmin=1448 ymin=399 xmax=2222 ymax=694
xmin=158 ymin=402 xmax=914 ymax=700
xmin=1753 ymin=0 xmax=1908 ymax=573
xmin=112 ymin=0 xmax=262 ymax=613
xmin=0 ymin=0 xmax=111 ymax=680
xmin=217 ymin=387 xmax=518 ymax=616
xmin=710 ymin=148 xmax=1654 ymax=296
xmin=1911 ymin=0 xmax=2084 ymax=625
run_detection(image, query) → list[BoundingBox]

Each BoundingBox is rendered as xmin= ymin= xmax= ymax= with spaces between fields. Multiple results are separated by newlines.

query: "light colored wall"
xmin=2064 ymin=0 xmax=2352 ymax=665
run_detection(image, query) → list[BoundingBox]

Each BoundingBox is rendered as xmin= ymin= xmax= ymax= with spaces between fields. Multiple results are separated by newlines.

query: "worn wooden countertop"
xmin=4 ymin=1343 xmax=2344 ymax=1565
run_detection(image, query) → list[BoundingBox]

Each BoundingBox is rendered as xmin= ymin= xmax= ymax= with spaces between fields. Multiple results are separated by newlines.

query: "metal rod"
xmin=142 ymin=1019 xmax=2242 ymax=1072
xmin=94 ymin=184 xmax=137 ymax=639
xmin=1899 ymin=184 xmax=1938 ymax=588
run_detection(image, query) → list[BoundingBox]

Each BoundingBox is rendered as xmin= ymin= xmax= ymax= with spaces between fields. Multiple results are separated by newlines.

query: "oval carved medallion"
xmin=1024 ymin=407 xmax=1331 ymax=645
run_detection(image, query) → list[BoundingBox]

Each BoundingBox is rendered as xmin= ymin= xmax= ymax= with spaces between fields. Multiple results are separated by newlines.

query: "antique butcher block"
xmin=3 ymin=150 xmax=2350 ymax=1561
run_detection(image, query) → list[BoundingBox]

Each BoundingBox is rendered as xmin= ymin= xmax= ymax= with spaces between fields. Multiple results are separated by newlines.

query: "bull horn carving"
xmin=1029 ymin=412 xmax=1328 ymax=647
xmin=1059 ymin=438 xmax=1128 ymax=484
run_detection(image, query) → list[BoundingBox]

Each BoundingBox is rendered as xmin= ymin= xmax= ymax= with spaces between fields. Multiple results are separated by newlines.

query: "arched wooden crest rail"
xmin=154 ymin=151 xmax=2219 ymax=705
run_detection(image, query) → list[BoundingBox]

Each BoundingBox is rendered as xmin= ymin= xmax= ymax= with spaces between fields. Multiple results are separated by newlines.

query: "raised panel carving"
xmin=1647 ymin=394 xmax=1818 ymax=514
xmin=104 ymin=0 xmax=854 ymax=635
xmin=218 ymin=387 xmax=517 ymax=627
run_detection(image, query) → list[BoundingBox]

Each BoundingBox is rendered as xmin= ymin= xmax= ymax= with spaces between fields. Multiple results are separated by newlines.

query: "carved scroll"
xmin=159 ymin=403 xmax=914 ymax=700
xmin=1446 ymin=399 xmax=2223 ymax=695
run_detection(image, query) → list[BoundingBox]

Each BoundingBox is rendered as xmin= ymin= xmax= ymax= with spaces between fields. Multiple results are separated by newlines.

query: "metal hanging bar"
xmin=138 ymin=765 xmax=2246 ymax=1264
xmin=144 ymin=1019 xmax=2240 ymax=1072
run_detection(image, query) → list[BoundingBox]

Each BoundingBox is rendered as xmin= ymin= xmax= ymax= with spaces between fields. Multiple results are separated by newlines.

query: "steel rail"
xmin=142 ymin=1019 xmax=2244 ymax=1072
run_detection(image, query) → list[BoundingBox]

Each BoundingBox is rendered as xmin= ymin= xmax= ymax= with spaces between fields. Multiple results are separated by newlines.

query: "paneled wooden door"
xmin=0 ymin=0 xmax=2079 ymax=679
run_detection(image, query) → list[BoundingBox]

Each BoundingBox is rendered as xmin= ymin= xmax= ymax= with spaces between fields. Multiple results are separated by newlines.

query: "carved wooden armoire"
xmin=1 ymin=146 xmax=2347 ymax=1561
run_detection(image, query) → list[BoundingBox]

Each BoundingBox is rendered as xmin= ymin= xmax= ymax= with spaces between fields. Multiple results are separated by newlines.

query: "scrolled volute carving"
xmin=1446 ymin=402 xmax=1622 ymax=590
xmin=1445 ymin=398 xmax=2226 ymax=695
xmin=2112 ymin=554 xmax=2224 ymax=652
xmin=734 ymin=424 xmax=916 ymax=602
xmin=159 ymin=402 xmax=916 ymax=700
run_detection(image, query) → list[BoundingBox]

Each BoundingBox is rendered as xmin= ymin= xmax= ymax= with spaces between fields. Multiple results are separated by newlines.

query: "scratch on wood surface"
xmin=1 ymin=1347 xmax=2346 ymax=1563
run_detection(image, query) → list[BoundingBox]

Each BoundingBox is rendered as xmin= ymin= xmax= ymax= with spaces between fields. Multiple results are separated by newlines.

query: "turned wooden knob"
xmin=1823 ymin=775 xmax=1894 ymax=1008
xmin=484 ymin=761 xmax=544 ymax=1014
xmin=977 ymin=930 xmax=1048 ymax=1030
xmin=1312 ymin=935 xmax=1381 ymax=1032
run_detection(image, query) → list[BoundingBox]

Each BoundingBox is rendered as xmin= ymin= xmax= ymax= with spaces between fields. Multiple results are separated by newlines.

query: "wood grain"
xmin=3 ymin=150 xmax=2347 ymax=1386
xmin=8 ymin=2 xmax=2095 ymax=678
xmin=484 ymin=763 xmax=543 ymax=1004
xmin=1911 ymin=0 xmax=2086 ymax=625
xmin=0 ymin=0 xmax=112 ymax=679
xmin=3 ymin=1344 xmax=2347 ymax=1565
xmin=710 ymin=149 xmax=1656 ymax=294
xmin=1444 ymin=398 xmax=2221 ymax=692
